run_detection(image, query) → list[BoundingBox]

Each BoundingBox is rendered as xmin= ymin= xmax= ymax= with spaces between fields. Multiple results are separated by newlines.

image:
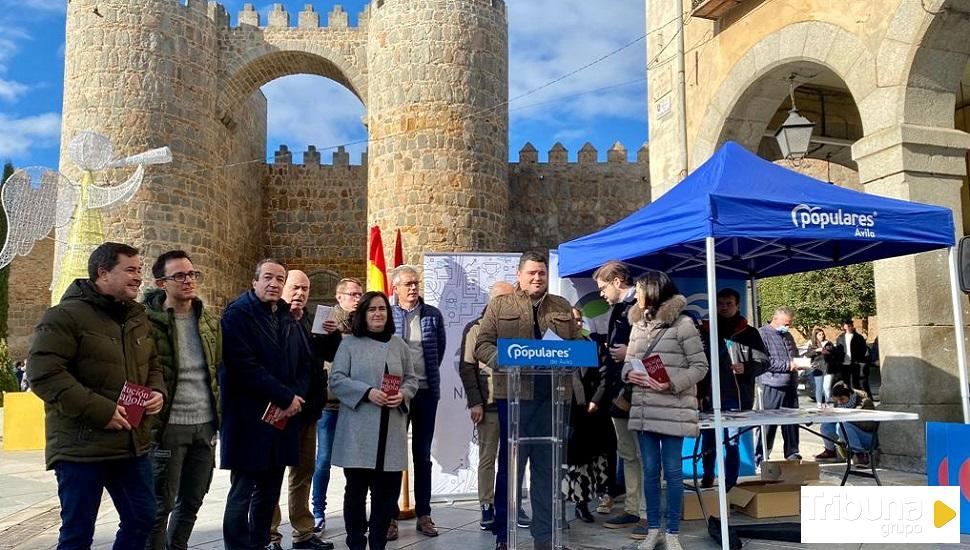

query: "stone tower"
xmin=366 ymin=0 xmax=509 ymax=265
xmin=56 ymin=0 xmax=264 ymax=312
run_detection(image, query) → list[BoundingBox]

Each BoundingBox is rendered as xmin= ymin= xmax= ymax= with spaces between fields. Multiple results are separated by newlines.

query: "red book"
xmin=381 ymin=374 xmax=402 ymax=396
xmin=261 ymin=403 xmax=289 ymax=430
xmin=118 ymin=381 xmax=153 ymax=428
xmin=642 ymin=355 xmax=670 ymax=384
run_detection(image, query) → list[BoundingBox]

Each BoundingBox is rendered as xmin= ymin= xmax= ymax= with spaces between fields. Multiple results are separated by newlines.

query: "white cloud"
xmin=262 ymin=75 xmax=368 ymax=162
xmin=507 ymin=0 xmax=646 ymax=125
xmin=0 ymin=112 xmax=61 ymax=158
xmin=0 ymin=78 xmax=28 ymax=101
xmin=18 ymin=0 xmax=65 ymax=12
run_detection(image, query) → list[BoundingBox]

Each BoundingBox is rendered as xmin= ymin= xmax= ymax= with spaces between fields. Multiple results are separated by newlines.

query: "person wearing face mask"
xmin=755 ymin=306 xmax=802 ymax=464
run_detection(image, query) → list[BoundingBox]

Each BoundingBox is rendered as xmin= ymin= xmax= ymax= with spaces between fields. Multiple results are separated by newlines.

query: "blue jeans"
xmin=53 ymin=455 xmax=156 ymax=550
xmin=312 ymin=409 xmax=339 ymax=519
xmin=637 ymin=431 xmax=684 ymax=534
xmin=821 ymin=422 xmax=874 ymax=453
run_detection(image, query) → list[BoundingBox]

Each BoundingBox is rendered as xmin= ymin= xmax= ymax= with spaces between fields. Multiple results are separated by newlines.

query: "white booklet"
xmin=311 ymin=305 xmax=334 ymax=335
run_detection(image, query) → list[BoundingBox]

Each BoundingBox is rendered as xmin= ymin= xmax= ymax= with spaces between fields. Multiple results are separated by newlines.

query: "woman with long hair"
xmin=805 ymin=327 xmax=836 ymax=405
xmin=622 ymin=272 xmax=708 ymax=550
xmin=330 ymin=291 xmax=419 ymax=550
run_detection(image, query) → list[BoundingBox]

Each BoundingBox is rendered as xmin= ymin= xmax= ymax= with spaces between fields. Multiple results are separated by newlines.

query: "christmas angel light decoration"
xmin=0 ymin=131 xmax=171 ymax=304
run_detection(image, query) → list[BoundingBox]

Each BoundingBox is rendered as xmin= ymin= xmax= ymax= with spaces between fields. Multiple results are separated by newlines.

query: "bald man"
xmin=459 ymin=281 xmax=515 ymax=530
xmin=269 ymin=271 xmax=334 ymax=550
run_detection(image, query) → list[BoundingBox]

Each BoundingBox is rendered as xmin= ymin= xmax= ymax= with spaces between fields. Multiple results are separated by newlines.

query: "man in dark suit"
xmin=219 ymin=259 xmax=313 ymax=550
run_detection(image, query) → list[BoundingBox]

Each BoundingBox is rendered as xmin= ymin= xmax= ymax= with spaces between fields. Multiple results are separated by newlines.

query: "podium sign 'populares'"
xmin=496 ymin=338 xmax=598 ymax=368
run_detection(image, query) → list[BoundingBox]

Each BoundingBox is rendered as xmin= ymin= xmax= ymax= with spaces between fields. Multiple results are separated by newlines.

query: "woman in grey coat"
xmin=330 ymin=291 xmax=419 ymax=550
xmin=622 ymin=272 xmax=708 ymax=550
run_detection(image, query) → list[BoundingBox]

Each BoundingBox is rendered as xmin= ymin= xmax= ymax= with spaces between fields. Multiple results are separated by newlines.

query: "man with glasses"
xmin=311 ymin=278 xmax=363 ymax=533
xmin=144 ymin=250 xmax=221 ymax=550
xmin=387 ymin=265 xmax=446 ymax=540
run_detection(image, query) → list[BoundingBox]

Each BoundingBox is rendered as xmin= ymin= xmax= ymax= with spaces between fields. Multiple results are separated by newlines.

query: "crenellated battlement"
xmin=229 ymin=3 xmax=370 ymax=31
xmin=269 ymin=145 xmax=368 ymax=167
xmin=511 ymin=141 xmax=650 ymax=166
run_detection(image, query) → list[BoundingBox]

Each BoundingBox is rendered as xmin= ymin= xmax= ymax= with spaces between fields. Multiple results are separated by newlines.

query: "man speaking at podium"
xmin=475 ymin=250 xmax=581 ymax=550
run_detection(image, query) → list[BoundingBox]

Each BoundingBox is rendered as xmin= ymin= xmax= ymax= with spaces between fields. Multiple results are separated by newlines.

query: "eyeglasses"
xmin=339 ymin=292 xmax=363 ymax=298
xmin=396 ymin=281 xmax=420 ymax=288
xmin=160 ymin=271 xmax=203 ymax=283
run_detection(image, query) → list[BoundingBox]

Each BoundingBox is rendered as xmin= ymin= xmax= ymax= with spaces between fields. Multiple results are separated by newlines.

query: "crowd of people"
xmin=24 ymin=243 xmax=879 ymax=550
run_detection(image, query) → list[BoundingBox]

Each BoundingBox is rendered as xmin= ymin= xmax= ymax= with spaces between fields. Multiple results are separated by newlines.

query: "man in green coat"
xmin=28 ymin=242 xmax=166 ymax=550
xmin=143 ymin=250 xmax=222 ymax=550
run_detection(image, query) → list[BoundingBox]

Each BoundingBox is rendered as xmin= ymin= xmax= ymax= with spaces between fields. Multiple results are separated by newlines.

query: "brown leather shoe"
xmin=416 ymin=515 xmax=439 ymax=537
xmin=386 ymin=519 xmax=399 ymax=541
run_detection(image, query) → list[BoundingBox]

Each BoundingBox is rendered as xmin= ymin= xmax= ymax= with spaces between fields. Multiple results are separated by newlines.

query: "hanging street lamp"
xmin=775 ymin=74 xmax=815 ymax=162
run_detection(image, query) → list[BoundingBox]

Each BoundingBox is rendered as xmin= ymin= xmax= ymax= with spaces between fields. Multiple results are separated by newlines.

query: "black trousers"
xmin=223 ymin=467 xmax=286 ymax=550
xmin=344 ymin=468 xmax=403 ymax=550
xmin=755 ymin=385 xmax=799 ymax=462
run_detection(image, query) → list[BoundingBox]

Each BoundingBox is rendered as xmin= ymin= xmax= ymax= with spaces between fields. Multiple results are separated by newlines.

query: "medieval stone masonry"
xmin=6 ymin=0 xmax=652 ymax=358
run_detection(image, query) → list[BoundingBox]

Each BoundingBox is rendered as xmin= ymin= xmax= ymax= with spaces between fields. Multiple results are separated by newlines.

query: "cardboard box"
xmin=682 ymin=488 xmax=721 ymax=520
xmin=760 ymin=459 xmax=820 ymax=484
xmin=728 ymin=481 xmax=801 ymax=518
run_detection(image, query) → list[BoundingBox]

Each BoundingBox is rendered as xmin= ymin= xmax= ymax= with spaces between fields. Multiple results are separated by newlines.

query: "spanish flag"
xmin=393 ymin=229 xmax=404 ymax=268
xmin=367 ymin=225 xmax=389 ymax=295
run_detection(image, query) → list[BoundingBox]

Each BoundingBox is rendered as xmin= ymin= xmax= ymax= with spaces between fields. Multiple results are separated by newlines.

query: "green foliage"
xmin=757 ymin=263 xmax=875 ymax=333
xmin=0 ymin=339 xmax=17 ymax=406
xmin=0 ymin=161 xmax=10 ymax=338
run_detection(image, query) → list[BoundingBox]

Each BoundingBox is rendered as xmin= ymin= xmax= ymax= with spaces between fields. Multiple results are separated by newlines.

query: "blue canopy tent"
xmin=558 ymin=141 xmax=967 ymax=549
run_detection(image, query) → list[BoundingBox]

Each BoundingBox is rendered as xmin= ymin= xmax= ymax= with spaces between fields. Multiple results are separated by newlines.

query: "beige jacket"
xmin=622 ymin=295 xmax=709 ymax=437
xmin=474 ymin=288 xmax=580 ymax=400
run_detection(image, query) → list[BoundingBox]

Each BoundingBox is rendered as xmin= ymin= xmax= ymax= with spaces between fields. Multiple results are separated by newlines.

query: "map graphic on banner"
xmin=423 ymin=251 xmax=752 ymax=496
xmin=423 ymin=253 xmax=520 ymax=496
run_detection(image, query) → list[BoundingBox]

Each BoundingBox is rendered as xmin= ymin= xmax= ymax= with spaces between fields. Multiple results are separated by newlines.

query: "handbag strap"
xmin=641 ymin=325 xmax=669 ymax=358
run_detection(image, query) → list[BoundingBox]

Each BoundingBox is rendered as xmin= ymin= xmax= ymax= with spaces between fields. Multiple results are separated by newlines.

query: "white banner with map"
xmin=423 ymin=253 xmax=521 ymax=496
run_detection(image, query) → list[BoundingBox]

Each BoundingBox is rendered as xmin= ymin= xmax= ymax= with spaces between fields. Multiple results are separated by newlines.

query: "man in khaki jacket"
xmin=475 ymin=250 xmax=580 ymax=550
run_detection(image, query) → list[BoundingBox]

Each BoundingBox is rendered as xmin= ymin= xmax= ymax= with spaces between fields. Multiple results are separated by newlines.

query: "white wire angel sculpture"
xmin=0 ymin=131 xmax=171 ymax=304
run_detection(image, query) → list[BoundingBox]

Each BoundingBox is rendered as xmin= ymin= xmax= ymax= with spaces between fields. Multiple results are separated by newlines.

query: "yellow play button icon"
xmin=935 ymin=500 xmax=956 ymax=528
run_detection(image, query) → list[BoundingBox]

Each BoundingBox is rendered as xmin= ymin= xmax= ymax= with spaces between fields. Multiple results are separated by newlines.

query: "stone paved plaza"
xmin=1 ymin=401 xmax=969 ymax=550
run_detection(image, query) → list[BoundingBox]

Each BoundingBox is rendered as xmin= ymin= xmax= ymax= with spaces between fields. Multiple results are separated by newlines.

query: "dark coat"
xmin=566 ymin=356 xmax=615 ymax=465
xmin=458 ymin=316 xmax=495 ymax=411
xmin=27 ymin=279 xmax=166 ymax=469
xmin=391 ymin=299 xmax=446 ymax=400
xmin=697 ymin=314 xmax=768 ymax=411
xmin=835 ymin=332 xmax=869 ymax=366
xmin=591 ymin=295 xmax=636 ymax=418
xmin=218 ymin=290 xmax=312 ymax=472
xmin=805 ymin=338 xmax=838 ymax=375
xmin=143 ymin=288 xmax=221 ymax=443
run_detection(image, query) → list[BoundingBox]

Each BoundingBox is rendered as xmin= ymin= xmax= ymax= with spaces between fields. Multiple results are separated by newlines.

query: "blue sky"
xmin=1 ymin=0 xmax=647 ymax=169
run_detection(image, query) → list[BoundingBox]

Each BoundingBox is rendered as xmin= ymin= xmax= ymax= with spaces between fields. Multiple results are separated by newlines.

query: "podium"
xmin=497 ymin=338 xmax=598 ymax=550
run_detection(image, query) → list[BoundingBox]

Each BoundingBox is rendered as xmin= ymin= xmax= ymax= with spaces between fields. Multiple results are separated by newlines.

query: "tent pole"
xmin=706 ymin=237 xmax=730 ymax=550
xmin=749 ymin=276 xmax=769 ymax=457
xmin=947 ymin=247 xmax=970 ymax=424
